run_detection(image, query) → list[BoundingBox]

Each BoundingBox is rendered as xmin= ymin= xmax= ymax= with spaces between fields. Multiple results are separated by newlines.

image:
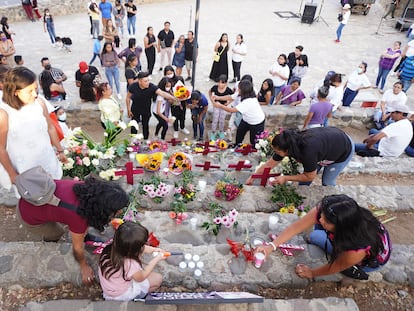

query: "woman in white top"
xmin=230 ymin=34 xmax=247 ymax=83
xmin=97 ymin=82 xmax=123 ymax=127
xmin=342 ymin=62 xmax=371 ymax=107
xmin=0 ymin=67 xmax=66 ymax=190
xmin=152 ymin=77 xmax=173 ymax=140
xmin=268 ymin=53 xmax=290 ymax=98
xmin=335 ymin=3 xmax=351 ymax=43
xmin=212 ymin=80 xmax=265 ymax=146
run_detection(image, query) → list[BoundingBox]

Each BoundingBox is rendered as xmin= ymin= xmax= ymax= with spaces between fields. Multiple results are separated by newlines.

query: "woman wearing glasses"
xmin=257 ymin=194 xmax=391 ymax=280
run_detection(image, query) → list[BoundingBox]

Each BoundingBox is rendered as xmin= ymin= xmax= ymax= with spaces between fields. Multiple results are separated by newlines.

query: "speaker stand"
xmin=297 ymin=0 xmax=305 ymax=17
xmin=314 ymin=0 xmax=329 ymax=27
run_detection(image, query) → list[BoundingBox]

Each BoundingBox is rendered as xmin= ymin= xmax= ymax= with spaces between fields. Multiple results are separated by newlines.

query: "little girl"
xmin=99 ymin=222 xmax=165 ymax=301
xmin=43 ymin=9 xmax=57 ymax=46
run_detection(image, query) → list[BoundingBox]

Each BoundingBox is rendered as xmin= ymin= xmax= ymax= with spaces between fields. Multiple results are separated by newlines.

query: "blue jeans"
xmin=47 ymin=25 xmax=56 ymax=44
xmin=309 ymin=227 xmax=381 ymax=273
xmin=127 ymin=15 xmax=136 ymax=35
xmin=104 ymin=66 xmax=120 ymax=94
xmin=342 ymin=87 xmax=358 ymax=106
xmin=400 ymin=79 xmax=413 ymax=92
xmin=336 ymin=23 xmax=346 ymax=40
xmin=376 ymin=67 xmax=391 ymax=90
xmin=89 ymin=53 xmax=102 ymax=66
xmin=274 ymin=84 xmax=285 ymax=99
xmin=192 ymin=113 xmax=206 ymax=139
xmin=405 ymin=145 xmax=414 ymax=156
xmin=355 ymin=129 xmax=380 ymax=152
xmin=299 ymin=136 xmax=354 ymax=186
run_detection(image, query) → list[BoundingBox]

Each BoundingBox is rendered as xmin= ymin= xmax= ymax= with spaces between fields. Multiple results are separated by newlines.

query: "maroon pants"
xmin=22 ymin=4 xmax=34 ymax=20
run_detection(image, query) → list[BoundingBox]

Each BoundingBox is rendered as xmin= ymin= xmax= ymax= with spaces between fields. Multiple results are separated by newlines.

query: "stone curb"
xmin=20 ymin=297 xmax=360 ymax=311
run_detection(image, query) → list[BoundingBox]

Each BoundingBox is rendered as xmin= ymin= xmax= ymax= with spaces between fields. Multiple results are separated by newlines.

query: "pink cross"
xmin=227 ymin=161 xmax=252 ymax=171
xmin=114 ymin=162 xmax=144 ymax=185
xmin=235 ymin=144 xmax=257 ymax=156
xmin=167 ymin=138 xmax=182 ymax=146
xmin=195 ymin=161 xmax=220 ymax=171
xmin=250 ymin=167 xmax=280 ymax=187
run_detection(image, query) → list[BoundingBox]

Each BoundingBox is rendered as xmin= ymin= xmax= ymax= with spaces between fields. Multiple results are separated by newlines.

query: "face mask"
xmin=165 ymin=87 xmax=171 ymax=92
xmin=166 ymin=73 xmax=174 ymax=79
xmin=357 ymin=67 xmax=363 ymax=74
xmin=58 ymin=112 xmax=66 ymax=122
xmin=44 ymin=64 xmax=51 ymax=70
xmin=1 ymin=37 xmax=6 ymax=42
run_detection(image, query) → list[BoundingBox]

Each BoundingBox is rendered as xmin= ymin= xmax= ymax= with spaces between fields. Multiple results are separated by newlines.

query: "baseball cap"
xmin=344 ymin=4 xmax=351 ymax=9
xmin=388 ymin=103 xmax=410 ymax=114
xmin=79 ymin=61 xmax=89 ymax=74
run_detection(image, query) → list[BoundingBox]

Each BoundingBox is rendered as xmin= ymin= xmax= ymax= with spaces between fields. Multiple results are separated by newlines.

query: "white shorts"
xmin=104 ymin=278 xmax=150 ymax=301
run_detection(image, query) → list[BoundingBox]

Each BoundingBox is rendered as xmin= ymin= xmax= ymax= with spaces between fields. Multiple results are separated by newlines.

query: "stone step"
xmin=21 ymin=297 xmax=360 ymax=311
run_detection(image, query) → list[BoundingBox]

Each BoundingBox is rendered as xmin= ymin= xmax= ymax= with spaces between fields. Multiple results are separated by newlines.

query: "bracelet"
xmin=269 ymin=242 xmax=277 ymax=251
xmin=57 ymin=150 xmax=64 ymax=154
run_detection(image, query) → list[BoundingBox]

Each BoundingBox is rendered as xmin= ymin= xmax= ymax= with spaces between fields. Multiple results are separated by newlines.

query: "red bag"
xmin=49 ymin=112 xmax=64 ymax=141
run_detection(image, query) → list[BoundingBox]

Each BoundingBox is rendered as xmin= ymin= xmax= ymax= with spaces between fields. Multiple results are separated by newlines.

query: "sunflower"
xmin=217 ymin=139 xmax=228 ymax=150
xmin=136 ymin=152 xmax=163 ymax=171
xmin=168 ymin=152 xmax=192 ymax=175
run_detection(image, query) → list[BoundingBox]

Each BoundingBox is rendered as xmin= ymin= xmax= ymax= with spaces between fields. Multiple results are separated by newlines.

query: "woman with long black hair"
xmin=257 ymin=194 xmax=391 ymax=280
xmin=246 ymin=127 xmax=354 ymax=186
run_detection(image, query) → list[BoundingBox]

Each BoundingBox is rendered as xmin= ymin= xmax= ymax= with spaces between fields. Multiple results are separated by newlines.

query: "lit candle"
xmin=269 ymin=215 xmax=279 ymax=231
xmin=188 ymin=261 xmax=196 ymax=270
xmin=196 ymin=261 xmax=204 ymax=270
xmin=194 ymin=269 xmax=202 ymax=279
xmin=178 ymin=261 xmax=187 ymax=272
xmin=184 ymin=253 xmax=192 ymax=262
xmin=198 ymin=180 xmax=207 ymax=191
xmin=244 ymin=160 xmax=250 ymax=165
xmin=190 ymin=218 xmax=198 ymax=230
xmin=192 ymin=255 xmax=200 ymax=262
xmin=163 ymin=167 xmax=169 ymax=176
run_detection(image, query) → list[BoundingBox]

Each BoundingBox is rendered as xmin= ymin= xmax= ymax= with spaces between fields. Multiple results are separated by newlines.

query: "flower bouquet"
xmin=280 ymin=156 xmax=301 ymax=176
xmin=279 ymin=203 xmax=310 ymax=217
xmin=169 ymin=171 xmax=197 ymax=224
xmin=211 ymin=139 xmax=228 ymax=150
xmin=148 ymin=140 xmax=168 ymax=152
xmin=214 ymin=177 xmax=243 ymax=201
xmin=255 ymin=129 xmax=282 ymax=161
xmin=270 ymin=183 xmax=305 ymax=211
xmin=168 ymin=152 xmax=192 ymax=175
xmin=173 ymin=80 xmax=191 ymax=101
xmin=138 ymin=175 xmax=172 ymax=203
xmin=201 ymin=202 xmax=238 ymax=235
xmin=136 ymin=152 xmax=164 ymax=172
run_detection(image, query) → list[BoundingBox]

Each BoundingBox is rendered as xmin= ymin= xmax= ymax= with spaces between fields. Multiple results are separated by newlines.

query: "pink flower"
xmin=175 ymin=187 xmax=182 ymax=194
xmin=221 ymin=216 xmax=229 ymax=223
xmin=230 ymin=209 xmax=238 ymax=217
xmin=73 ymin=176 xmax=80 ymax=181
xmin=175 ymin=219 xmax=182 ymax=225
xmin=214 ymin=217 xmax=222 ymax=224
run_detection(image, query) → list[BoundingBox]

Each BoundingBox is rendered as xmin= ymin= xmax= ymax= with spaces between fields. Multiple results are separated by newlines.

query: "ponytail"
xmin=271 ymin=128 xmax=304 ymax=160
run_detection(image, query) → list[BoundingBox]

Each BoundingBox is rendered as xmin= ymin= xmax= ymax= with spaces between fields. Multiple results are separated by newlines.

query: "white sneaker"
xmin=173 ymin=131 xmax=179 ymax=138
xmin=117 ymin=94 xmax=122 ymax=100
xmin=181 ymin=128 xmax=190 ymax=135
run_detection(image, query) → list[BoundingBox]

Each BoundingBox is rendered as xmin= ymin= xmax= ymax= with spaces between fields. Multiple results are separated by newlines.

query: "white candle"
xmin=194 ymin=269 xmax=202 ymax=279
xmin=196 ymin=261 xmax=204 ymax=270
xmin=244 ymin=160 xmax=250 ymax=165
xmin=190 ymin=218 xmax=198 ymax=230
xmin=129 ymin=152 xmax=136 ymax=161
xmin=178 ymin=261 xmax=187 ymax=272
xmin=192 ymin=255 xmax=200 ymax=262
xmin=184 ymin=253 xmax=192 ymax=262
xmin=198 ymin=180 xmax=207 ymax=191
xmin=269 ymin=215 xmax=279 ymax=231
xmin=163 ymin=168 xmax=169 ymax=176
xmin=188 ymin=261 xmax=196 ymax=270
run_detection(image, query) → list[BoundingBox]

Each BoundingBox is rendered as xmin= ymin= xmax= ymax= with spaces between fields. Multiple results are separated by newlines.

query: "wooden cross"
xmin=195 ymin=161 xmax=220 ymax=171
xmin=194 ymin=143 xmax=219 ymax=156
xmin=167 ymin=138 xmax=181 ymax=146
xmin=114 ymin=162 xmax=144 ymax=185
xmin=235 ymin=144 xmax=257 ymax=156
xmin=250 ymin=167 xmax=280 ymax=187
xmin=227 ymin=161 xmax=252 ymax=171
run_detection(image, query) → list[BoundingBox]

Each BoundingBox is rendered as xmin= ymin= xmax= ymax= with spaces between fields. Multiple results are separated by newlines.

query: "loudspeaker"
xmin=301 ymin=3 xmax=317 ymax=24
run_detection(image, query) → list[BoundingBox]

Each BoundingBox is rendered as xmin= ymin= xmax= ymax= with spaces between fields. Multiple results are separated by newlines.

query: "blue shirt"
xmin=99 ymin=2 xmax=113 ymax=19
xmin=93 ymin=39 xmax=102 ymax=54
xmin=188 ymin=93 xmax=208 ymax=115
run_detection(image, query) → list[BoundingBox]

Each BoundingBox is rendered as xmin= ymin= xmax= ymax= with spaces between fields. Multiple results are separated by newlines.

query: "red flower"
xmin=147 ymin=232 xmax=160 ymax=247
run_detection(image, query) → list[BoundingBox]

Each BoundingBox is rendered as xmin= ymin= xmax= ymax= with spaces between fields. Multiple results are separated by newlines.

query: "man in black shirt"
xmin=184 ymin=30 xmax=198 ymax=81
xmin=126 ymin=71 xmax=178 ymax=139
xmin=287 ymin=45 xmax=309 ymax=80
xmin=157 ymin=21 xmax=175 ymax=71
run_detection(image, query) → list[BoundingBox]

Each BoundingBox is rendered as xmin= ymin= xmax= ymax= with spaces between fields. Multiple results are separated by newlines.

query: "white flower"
xmin=118 ymin=121 xmax=127 ymax=130
xmin=91 ymin=158 xmax=100 ymax=166
xmin=282 ymin=157 xmax=290 ymax=165
xmin=63 ymin=158 xmax=74 ymax=170
xmin=128 ymin=120 xmax=139 ymax=131
xmin=83 ymin=157 xmax=91 ymax=167
xmin=255 ymin=143 xmax=260 ymax=149
xmin=89 ymin=149 xmax=99 ymax=157
xmin=135 ymin=133 xmax=144 ymax=140
xmin=72 ymin=127 xmax=82 ymax=135
xmin=261 ymin=152 xmax=266 ymax=158
xmin=104 ymin=132 xmax=108 ymax=137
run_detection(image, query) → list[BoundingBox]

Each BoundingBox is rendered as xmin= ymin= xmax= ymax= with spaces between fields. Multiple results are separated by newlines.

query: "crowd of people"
xmin=1 ymin=0 xmax=412 ymax=302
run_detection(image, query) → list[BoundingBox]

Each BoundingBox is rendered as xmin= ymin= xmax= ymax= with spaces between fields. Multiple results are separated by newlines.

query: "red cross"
xmin=227 ymin=161 xmax=252 ymax=171
xmin=250 ymin=167 xmax=280 ymax=187
xmin=235 ymin=144 xmax=257 ymax=156
xmin=114 ymin=162 xmax=144 ymax=185
xmin=167 ymin=138 xmax=182 ymax=146
xmin=195 ymin=161 xmax=220 ymax=171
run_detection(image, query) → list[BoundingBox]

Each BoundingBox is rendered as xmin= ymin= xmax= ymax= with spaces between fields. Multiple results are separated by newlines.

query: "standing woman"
xmin=0 ymin=67 xmax=66 ymax=189
xmin=89 ymin=1 xmax=101 ymax=39
xmin=335 ymin=4 xmax=351 ymax=43
xmin=103 ymin=19 xmax=119 ymax=44
xmin=31 ymin=0 xmax=42 ymax=20
xmin=112 ymin=0 xmax=125 ymax=39
xmin=268 ymin=54 xmax=289 ymax=99
xmin=230 ymin=34 xmax=247 ymax=83
xmin=342 ymin=62 xmax=371 ymax=107
xmin=101 ymin=42 xmax=121 ymax=99
xmin=209 ymin=74 xmax=233 ymax=139
xmin=0 ymin=17 xmax=15 ymax=42
xmin=212 ymin=80 xmax=264 ymax=146
xmin=43 ymin=8 xmax=57 ymax=46
xmin=375 ymin=41 xmax=401 ymax=93
xmin=209 ymin=33 xmax=229 ymax=82
xmin=172 ymin=35 xmax=186 ymax=76
xmin=125 ymin=0 xmax=137 ymax=37
xmin=144 ymin=26 xmax=157 ymax=75
xmin=97 ymin=82 xmax=123 ymax=127
xmin=0 ymin=31 xmax=15 ymax=67
xmin=246 ymin=127 xmax=354 ymax=186
xmin=152 ymin=77 xmax=173 ymax=140
xmin=125 ymin=54 xmax=139 ymax=90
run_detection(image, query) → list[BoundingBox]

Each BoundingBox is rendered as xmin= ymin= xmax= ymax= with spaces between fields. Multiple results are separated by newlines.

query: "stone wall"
xmin=0 ymin=0 xmax=175 ymax=23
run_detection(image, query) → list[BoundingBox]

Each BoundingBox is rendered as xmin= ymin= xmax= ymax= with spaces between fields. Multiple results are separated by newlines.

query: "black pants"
xmin=153 ymin=112 xmax=168 ymax=139
xmin=236 ymin=119 xmax=265 ymax=146
xmin=145 ymin=47 xmax=156 ymax=74
xmin=232 ymin=60 xmax=242 ymax=81
xmin=131 ymin=110 xmax=151 ymax=139
xmin=89 ymin=16 xmax=93 ymax=35
xmin=171 ymin=102 xmax=186 ymax=131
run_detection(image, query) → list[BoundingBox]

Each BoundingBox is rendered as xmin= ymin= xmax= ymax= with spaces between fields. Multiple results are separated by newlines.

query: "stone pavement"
xmin=1 ymin=0 xmax=414 ymax=309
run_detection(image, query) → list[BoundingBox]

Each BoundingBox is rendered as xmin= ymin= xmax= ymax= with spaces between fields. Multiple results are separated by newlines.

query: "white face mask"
xmin=58 ymin=112 xmax=67 ymax=122
xmin=165 ymin=87 xmax=171 ymax=92
xmin=166 ymin=73 xmax=174 ymax=79
xmin=357 ymin=67 xmax=364 ymax=74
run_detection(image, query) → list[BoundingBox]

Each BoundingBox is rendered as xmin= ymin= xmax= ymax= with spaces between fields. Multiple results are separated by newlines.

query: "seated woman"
xmin=97 ymin=82 xmax=122 ymax=128
xmin=302 ymin=86 xmax=332 ymax=129
xmin=257 ymin=78 xmax=274 ymax=105
xmin=40 ymin=71 xmax=66 ymax=101
xmin=257 ymin=194 xmax=391 ymax=280
xmin=275 ymin=78 xmax=305 ymax=106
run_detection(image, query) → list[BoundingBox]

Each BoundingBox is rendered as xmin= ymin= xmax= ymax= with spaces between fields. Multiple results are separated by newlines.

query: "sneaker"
xmin=197 ymin=137 xmax=204 ymax=142
xmin=117 ymin=93 xmax=122 ymax=100
xmin=210 ymin=133 xmax=216 ymax=141
xmin=334 ymin=39 xmax=340 ymax=43
xmin=173 ymin=131 xmax=179 ymax=138
xmin=218 ymin=132 xmax=225 ymax=139
xmin=181 ymin=128 xmax=190 ymax=135
xmin=186 ymin=76 xmax=191 ymax=81
xmin=230 ymin=78 xmax=237 ymax=83
xmin=379 ymin=89 xmax=384 ymax=94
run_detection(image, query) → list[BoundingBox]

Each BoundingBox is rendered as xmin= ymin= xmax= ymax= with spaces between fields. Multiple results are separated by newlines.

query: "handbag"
xmin=337 ymin=13 xmax=343 ymax=22
xmin=213 ymin=47 xmax=225 ymax=62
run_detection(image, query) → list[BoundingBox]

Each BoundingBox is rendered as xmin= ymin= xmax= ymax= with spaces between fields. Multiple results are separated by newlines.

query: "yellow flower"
xmin=279 ymin=207 xmax=288 ymax=214
xmin=287 ymin=205 xmax=296 ymax=213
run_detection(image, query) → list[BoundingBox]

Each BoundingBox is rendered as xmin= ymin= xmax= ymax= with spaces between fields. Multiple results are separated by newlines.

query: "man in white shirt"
xmin=355 ymin=103 xmax=413 ymax=157
xmin=373 ymin=81 xmax=407 ymax=129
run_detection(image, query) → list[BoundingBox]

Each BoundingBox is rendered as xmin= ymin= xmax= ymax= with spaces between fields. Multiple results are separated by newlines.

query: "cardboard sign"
xmin=144 ymin=291 xmax=264 ymax=305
